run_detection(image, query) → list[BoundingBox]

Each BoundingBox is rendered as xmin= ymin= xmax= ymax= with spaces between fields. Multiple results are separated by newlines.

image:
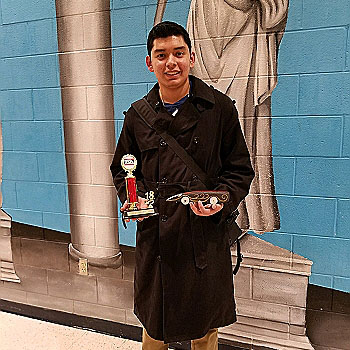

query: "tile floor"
xmin=0 ymin=311 xmax=141 ymax=350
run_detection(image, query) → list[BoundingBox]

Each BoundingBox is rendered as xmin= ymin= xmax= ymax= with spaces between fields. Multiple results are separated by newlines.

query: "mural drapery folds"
xmin=186 ymin=0 xmax=288 ymax=233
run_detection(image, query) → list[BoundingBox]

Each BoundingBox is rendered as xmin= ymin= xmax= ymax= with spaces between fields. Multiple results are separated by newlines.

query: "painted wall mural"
xmin=0 ymin=1 xmax=349 ymax=349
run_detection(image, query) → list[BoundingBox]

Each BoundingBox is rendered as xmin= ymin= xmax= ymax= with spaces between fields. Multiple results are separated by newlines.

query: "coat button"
xmin=160 ymin=140 xmax=167 ymax=147
xmin=192 ymin=174 xmax=198 ymax=180
xmin=193 ymin=136 xmax=200 ymax=144
xmin=157 ymin=255 xmax=161 ymax=262
xmin=161 ymin=215 xmax=168 ymax=222
xmin=161 ymin=177 xmax=168 ymax=183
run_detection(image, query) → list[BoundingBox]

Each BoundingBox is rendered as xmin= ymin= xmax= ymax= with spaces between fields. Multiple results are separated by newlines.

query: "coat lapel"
xmin=167 ymin=99 xmax=201 ymax=137
xmin=167 ymin=76 xmax=215 ymax=137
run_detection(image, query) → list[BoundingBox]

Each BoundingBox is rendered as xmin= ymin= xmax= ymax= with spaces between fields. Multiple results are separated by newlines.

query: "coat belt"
xmin=143 ymin=179 xmax=208 ymax=270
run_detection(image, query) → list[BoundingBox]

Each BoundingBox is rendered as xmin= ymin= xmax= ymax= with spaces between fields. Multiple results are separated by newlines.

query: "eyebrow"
xmin=153 ymin=46 xmax=186 ymax=53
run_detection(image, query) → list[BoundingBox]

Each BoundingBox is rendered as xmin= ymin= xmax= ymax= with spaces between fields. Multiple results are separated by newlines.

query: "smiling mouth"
xmin=165 ymin=71 xmax=181 ymax=77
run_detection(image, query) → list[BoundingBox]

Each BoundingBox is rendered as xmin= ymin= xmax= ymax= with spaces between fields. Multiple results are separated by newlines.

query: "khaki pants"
xmin=142 ymin=328 xmax=218 ymax=350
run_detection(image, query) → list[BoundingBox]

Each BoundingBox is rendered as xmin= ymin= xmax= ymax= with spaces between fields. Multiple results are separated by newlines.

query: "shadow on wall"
xmin=306 ymin=284 xmax=350 ymax=350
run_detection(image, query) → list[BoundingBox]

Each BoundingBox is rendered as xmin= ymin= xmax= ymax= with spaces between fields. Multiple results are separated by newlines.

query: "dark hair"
xmin=147 ymin=21 xmax=192 ymax=57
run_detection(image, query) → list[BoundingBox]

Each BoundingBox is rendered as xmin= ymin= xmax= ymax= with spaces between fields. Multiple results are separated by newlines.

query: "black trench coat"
xmin=110 ymin=76 xmax=254 ymax=343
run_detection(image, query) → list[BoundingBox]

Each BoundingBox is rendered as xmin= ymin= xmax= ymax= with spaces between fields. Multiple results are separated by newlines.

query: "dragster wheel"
xmin=210 ymin=196 xmax=218 ymax=205
xmin=181 ymin=196 xmax=190 ymax=205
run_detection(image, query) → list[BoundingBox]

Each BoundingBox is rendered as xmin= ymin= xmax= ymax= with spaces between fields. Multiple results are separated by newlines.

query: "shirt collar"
xmin=146 ymin=75 xmax=215 ymax=110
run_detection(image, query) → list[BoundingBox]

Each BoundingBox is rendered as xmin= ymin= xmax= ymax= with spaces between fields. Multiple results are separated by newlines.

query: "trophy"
xmin=121 ymin=154 xmax=158 ymax=225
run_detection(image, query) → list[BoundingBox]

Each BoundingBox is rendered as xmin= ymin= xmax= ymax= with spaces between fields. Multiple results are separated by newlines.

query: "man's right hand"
xmin=120 ymin=196 xmax=149 ymax=222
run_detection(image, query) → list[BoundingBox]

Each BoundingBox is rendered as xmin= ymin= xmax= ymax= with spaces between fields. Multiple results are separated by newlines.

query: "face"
xmin=146 ymin=35 xmax=195 ymax=92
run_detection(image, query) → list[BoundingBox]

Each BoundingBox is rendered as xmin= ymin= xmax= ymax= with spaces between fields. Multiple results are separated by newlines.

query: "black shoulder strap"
xmin=232 ymin=239 xmax=242 ymax=275
xmin=132 ymin=98 xmax=214 ymax=189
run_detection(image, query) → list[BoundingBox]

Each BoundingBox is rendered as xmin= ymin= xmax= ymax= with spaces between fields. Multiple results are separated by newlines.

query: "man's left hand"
xmin=189 ymin=201 xmax=223 ymax=216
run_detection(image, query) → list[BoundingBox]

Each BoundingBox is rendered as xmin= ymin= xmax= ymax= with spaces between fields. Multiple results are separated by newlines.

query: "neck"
xmin=159 ymin=79 xmax=190 ymax=104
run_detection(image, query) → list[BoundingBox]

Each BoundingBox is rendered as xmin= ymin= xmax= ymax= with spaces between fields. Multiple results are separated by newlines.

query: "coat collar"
xmin=145 ymin=76 xmax=215 ymax=137
xmin=189 ymin=75 xmax=215 ymax=105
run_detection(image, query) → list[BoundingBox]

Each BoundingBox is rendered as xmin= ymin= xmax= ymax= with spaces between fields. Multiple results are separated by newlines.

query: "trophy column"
xmin=56 ymin=1 xmax=121 ymax=267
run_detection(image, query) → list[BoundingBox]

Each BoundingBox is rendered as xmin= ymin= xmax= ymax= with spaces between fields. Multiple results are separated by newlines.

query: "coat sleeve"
xmin=110 ymin=109 xmax=147 ymax=204
xmin=214 ymin=98 xmax=255 ymax=222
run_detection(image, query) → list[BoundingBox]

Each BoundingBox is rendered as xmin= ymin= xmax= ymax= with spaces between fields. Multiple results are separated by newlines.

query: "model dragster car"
xmin=166 ymin=191 xmax=230 ymax=206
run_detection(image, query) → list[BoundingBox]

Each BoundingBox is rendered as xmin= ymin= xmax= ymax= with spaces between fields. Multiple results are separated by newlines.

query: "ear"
xmin=190 ymin=51 xmax=195 ymax=69
xmin=146 ymin=56 xmax=154 ymax=72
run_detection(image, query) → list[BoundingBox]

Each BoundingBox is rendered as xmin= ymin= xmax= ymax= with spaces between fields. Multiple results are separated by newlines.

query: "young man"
xmin=110 ymin=21 xmax=254 ymax=349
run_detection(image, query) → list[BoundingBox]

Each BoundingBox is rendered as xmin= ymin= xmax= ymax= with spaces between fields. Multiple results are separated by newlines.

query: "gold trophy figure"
xmin=121 ymin=154 xmax=158 ymax=225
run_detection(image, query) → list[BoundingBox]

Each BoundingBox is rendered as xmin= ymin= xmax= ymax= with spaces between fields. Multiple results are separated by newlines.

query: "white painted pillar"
xmin=0 ymin=123 xmax=20 ymax=283
xmin=55 ymin=0 xmax=121 ymax=267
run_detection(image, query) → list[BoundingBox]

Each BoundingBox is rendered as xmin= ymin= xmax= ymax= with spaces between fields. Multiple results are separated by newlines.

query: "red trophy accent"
xmin=126 ymin=176 xmax=137 ymax=205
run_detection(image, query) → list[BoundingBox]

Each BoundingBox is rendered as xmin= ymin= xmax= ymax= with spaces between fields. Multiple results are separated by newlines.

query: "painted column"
xmin=0 ymin=123 xmax=20 ymax=283
xmin=55 ymin=1 xmax=121 ymax=267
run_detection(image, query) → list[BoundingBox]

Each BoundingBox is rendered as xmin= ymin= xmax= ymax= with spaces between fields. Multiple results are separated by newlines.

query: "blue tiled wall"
xmin=272 ymin=117 xmax=342 ymax=157
xmin=270 ymin=0 xmax=350 ymax=292
xmin=0 ymin=0 xmax=69 ymax=232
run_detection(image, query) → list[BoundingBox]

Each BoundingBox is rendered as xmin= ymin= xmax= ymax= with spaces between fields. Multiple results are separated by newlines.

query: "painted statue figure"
xmin=155 ymin=0 xmax=289 ymax=233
